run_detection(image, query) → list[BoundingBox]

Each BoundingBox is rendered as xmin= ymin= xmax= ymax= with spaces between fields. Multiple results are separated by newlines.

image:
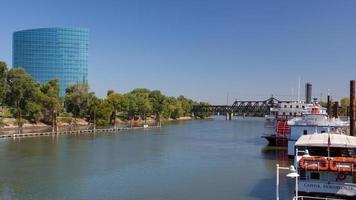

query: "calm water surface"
xmin=0 ymin=117 xmax=294 ymax=200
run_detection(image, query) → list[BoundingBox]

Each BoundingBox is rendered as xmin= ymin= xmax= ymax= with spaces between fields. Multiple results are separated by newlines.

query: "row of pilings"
xmin=312 ymin=80 xmax=355 ymax=136
xmin=326 ymin=94 xmax=340 ymax=119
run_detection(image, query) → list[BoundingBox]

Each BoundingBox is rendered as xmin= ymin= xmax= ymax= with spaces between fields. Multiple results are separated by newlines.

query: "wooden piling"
xmin=305 ymin=83 xmax=312 ymax=104
xmin=333 ymin=102 xmax=339 ymax=118
xmin=327 ymin=95 xmax=332 ymax=119
xmin=350 ymin=80 xmax=355 ymax=136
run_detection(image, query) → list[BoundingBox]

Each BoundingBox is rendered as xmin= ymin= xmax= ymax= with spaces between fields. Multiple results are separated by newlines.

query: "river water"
xmin=0 ymin=117 xmax=294 ymax=200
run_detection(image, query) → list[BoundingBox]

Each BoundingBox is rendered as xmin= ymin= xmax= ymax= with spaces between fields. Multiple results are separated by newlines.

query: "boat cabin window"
xmin=303 ymin=147 xmax=356 ymax=157
xmin=310 ymin=172 xmax=320 ymax=180
xmin=300 ymin=170 xmax=306 ymax=180
xmin=321 ymin=130 xmax=326 ymax=133
xmin=303 ymin=130 xmax=307 ymax=135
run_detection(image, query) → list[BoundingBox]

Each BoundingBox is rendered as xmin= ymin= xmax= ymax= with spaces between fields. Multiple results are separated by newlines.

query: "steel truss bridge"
xmin=192 ymin=96 xmax=290 ymax=119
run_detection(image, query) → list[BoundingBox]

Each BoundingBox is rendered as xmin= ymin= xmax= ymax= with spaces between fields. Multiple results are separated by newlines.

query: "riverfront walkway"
xmin=0 ymin=126 xmax=161 ymax=139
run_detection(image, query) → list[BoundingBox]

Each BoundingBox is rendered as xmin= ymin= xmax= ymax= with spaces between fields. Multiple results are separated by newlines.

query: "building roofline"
xmin=13 ymin=27 xmax=88 ymax=34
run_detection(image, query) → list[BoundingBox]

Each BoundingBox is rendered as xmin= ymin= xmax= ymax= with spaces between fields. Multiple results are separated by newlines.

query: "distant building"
xmin=13 ymin=27 xmax=89 ymax=96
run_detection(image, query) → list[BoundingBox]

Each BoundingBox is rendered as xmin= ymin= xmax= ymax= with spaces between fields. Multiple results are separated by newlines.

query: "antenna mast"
xmin=297 ymin=77 xmax=301 ymax=103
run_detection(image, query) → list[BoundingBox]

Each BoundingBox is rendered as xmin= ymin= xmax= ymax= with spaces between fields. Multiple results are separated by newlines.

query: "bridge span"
xmin=192 ymin=96 xmax=290 ymax=120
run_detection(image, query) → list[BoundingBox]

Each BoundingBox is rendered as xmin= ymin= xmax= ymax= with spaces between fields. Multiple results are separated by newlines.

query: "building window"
xmin=290 ymin=105 xmax=293 ymax=108
xmin=296 ymin=105 xmax=299 ymax=108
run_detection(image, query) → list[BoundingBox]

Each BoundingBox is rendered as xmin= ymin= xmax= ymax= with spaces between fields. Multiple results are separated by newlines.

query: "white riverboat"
xmin=294 ymin=133 xmax=356 ymax=199
xmin=265 ymin=101 xmax=313 ymax=123
xmin=287 ymin=105 xmax=349 ymax=157
xmin=263 ymin=101 xmax=315 ymax=146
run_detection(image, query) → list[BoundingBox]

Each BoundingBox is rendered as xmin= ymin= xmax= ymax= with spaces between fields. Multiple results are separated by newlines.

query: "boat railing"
xmin=295 ymin=196 xmax=345 ymax=200
xmin=300 ymin=157 xmax=328 ymax=171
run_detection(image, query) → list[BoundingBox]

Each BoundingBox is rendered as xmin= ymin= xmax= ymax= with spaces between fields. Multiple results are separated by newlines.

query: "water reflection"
xmin=0 ymin=118 xmax=294 ymax=200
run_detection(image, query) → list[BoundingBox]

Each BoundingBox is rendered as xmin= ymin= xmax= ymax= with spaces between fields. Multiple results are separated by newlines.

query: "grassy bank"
xmin=0 ymin=116 xmax=195 ymax=136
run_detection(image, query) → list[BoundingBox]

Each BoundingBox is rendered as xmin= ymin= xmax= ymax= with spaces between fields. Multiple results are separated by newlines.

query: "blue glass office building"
xmin=13 ymin=28 xmax=89 ymax=96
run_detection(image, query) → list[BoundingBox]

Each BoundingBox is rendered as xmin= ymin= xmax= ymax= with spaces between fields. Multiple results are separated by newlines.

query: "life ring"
xmin=329 ymin=157 xmax=356 ymax=173
xmin=311 ymin=106 xmax=320 ymax=114
xmin=336 ymin=172 xmax=347 ymax=181
xmin=299 ymin=156 xmax=329 ymax=171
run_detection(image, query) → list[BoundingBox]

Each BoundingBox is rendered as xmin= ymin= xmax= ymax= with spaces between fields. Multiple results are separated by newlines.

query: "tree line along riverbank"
xmin=0 ymin=61 xmax=210 ymax=134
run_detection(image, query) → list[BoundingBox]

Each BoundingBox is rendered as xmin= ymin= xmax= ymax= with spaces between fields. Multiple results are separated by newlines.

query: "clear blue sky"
xmin=1 ymin=0 xmax=356 ymax=104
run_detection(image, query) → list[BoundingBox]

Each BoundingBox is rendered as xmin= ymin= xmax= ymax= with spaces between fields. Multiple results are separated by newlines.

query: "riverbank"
xmin=0 ymin=116 xmax=197 ymax=138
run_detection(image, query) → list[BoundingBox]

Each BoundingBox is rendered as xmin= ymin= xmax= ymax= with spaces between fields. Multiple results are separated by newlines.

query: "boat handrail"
xmin=329 ymin=157 xmax=356 ymax=173
xmin=296 ymin=196 xmax=345 ymax=200
xmin=344 ymin=182 xmax=356 ymax=186
xmin=299 ymin=156 xmax=329 ymax=171
xmin=299 ymin=156 xmax=356 ymax=172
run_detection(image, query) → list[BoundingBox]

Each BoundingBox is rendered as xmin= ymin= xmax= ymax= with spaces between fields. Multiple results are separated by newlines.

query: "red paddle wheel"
xmin=275 ymin=120 xmax=289 ymax=146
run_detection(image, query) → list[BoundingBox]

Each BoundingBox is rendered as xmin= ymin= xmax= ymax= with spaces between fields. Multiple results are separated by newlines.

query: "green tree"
xmin=95 ymin=99 xmax=114 ymax=126
xmin=320 ymin=101 xmax=327 ymax=108
xmin=193 ymin=102 xmax=212 ymax=119
xmin=64 ymin=83 xmax=90 ymax=117
xmin=107 ymin=89 xmax=114 ymax=97
xmin=121 ymin=93 xmax=138 ymax=127
xmin=107 ymin=93 xmax=124 ymax=111
xmin=26 ymin=101 xmax=43 ymax=122
xmin=6 ymin=68 xmax=37 ymax=130
xmin=172 ymin=100 xmax=184 ymax=119
xmin=177 ymin=95 xmax=193 ymax=116
xmin=40 ymin=79 xmax=62 ymax=123
xmin=127 ymin=89 xmax=152 ymax=123
xmin=107 ymin=92 xmax=126 ymax=126
xmin=162 ymin=96 xmax=177 ymax=119
xmin=0 ymin=62 xmax=8 ymax=105
xmin=340 ymin=97 xmax=350 ymax=116
xmin=87 ymin=92 xmax=101 ymax=127
xmin=149 ymin=90 xmax=165 ymax=125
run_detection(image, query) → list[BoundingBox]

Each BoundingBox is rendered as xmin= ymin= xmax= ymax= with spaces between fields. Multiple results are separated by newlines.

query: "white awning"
xmin=295 ymin=133 xmax=356 ymax=148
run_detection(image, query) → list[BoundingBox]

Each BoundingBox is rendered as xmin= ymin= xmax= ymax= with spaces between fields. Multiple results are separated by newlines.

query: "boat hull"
xmin=298 ymin=191 xmax=355 ymax=200
xmin=261 ymin=134 xmax=287 ymax=146
xmin=299 ymin=181 xmax=356 ymax=199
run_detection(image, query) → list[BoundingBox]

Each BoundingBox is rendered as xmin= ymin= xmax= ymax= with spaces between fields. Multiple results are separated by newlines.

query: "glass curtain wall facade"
xmin=13 ymin=28 xmax=89 ymax=96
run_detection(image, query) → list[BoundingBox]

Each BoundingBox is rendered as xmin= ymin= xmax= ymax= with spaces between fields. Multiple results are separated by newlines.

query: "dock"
xmin=0 ymin=126 xmax=161 ymax=139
